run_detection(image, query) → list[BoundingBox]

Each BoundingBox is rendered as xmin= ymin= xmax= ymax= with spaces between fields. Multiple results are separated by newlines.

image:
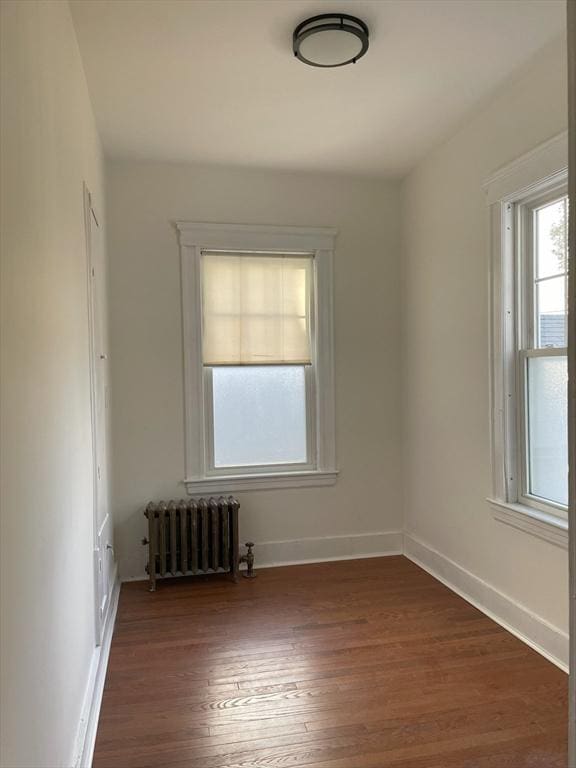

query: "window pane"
xmin=536 ymin=275 xmax=567 ymax=348
xmin=212 ymin=366 xmax=307 ymax=467
xmin=526 ymin=355 xmax=568 ymax=506
xmin=535 ymin=198 xmax=567 ymax=279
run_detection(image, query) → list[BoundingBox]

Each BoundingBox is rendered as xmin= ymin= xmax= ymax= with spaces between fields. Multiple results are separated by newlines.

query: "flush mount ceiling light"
xmin=293 ymin=13 xmax=369 ymax=68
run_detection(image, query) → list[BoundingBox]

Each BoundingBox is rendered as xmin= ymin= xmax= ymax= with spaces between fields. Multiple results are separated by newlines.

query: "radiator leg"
xmin=143 ymin=557 xmax=157 ymax=591
xmin=143 ymin=553 xmax=157 ymax=591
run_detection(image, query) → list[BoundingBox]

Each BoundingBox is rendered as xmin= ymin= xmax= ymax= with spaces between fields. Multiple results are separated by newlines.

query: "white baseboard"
xmin=250 ymin=530 xmax=403 ymax=568
xmin=73 ymin=566 xmax=121 ymax=768
xmin=403 ymin=533 xmax=568 ymax=672
xmin=122 ymin=530 xmax=403 ymax=582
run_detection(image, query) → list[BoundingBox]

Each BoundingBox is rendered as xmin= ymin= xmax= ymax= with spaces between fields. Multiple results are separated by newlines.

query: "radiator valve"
xmin=240 ymin=542 xmax=256 ymax=578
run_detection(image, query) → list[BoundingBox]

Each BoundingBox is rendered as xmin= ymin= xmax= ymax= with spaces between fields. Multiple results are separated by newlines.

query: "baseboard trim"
xmin=121 ymin=530 xmax=403 ymax=582
xmin=73 ymin=567 xmax=121 ymax=768
xmin=403 ymin=533 xmax=568 ymax=672
xmin=248 ymin=531 xmax=403 ymax=569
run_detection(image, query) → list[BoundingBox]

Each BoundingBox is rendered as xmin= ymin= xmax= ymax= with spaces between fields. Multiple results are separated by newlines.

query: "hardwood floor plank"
xmin=93 ymin=556 xmax=567 ymax=767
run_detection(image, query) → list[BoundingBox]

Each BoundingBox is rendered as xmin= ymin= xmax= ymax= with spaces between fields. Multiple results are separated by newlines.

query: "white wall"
xmin=106 ymin=161 xmax=402 ymax=579
xmin=401 ymin=39 xmax=568 ymax=635
xmin=0 ymin=2 xmax=106 ymax=765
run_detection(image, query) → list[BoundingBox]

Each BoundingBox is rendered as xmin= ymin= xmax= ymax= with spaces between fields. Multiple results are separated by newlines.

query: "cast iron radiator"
xmin=142 ymin=497 xmax=240 ymax=591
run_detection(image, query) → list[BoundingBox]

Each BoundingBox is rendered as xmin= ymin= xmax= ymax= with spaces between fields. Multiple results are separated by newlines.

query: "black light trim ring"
xmin=293 ymin=13 xmax=369 ymax=68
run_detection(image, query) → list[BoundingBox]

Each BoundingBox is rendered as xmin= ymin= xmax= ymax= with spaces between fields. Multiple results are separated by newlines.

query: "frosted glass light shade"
xmin=299 ymin=29 xmax=363 ymax=67
xmin=293 ymin=14 xmax=369 ymax=68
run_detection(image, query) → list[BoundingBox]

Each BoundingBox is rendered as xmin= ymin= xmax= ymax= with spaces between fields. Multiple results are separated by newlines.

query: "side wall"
xmin=106 ymin=162 xmax=403 ymax=579
xmin=0 ymin=2 xmax=106 ymax=765
xmin=401 ymin=40 xmax=568 ymax=642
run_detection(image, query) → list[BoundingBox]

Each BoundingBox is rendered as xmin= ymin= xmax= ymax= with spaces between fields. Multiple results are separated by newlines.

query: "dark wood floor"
xmin=93 ymin=556 xmax=567 ymax=767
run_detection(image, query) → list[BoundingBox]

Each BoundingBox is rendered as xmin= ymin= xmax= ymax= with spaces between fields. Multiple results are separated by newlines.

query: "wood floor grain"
xmin=93 ymin=556 xmax=567 ymax=767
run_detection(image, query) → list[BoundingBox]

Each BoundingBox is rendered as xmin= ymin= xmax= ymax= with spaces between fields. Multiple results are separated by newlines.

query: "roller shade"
xmin=202 ymin=251 xmax=313 ymax=366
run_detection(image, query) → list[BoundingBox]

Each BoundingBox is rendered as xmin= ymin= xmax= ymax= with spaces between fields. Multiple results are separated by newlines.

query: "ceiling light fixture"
xmin=293 ymin=14 xmax=369 ymax=68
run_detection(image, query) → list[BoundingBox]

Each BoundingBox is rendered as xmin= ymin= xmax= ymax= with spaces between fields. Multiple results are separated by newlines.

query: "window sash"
xmin=202 ymin=363 xmax=317 ymax=476
xmin=518 ymin=191 xmax=568 ymax=352
xmin=516 ymin=348 xmax=568 ymax=517
xmin=201 ymin=249 xmax=318 ymax=474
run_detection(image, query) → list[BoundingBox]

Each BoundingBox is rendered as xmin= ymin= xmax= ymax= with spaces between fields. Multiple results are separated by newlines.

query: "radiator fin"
xmin=190 ymin=501 xmax=198 ymax=573
xmin=158 ymin=502 xmax=167 ymax=577
xmin=168 ymin=501 xmax=177 ymax=575
xmin=178 ymin=500 xmax=188 ymax=574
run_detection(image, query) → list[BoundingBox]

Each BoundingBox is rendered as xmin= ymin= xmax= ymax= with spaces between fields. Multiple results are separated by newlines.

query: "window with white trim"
xmin=487 ymin=135 xmax=569 ymax=544
xmin=177 ymin=223 xmax=338 ymax=494
xmin=517 ymin=190 xmax=568 ymax=512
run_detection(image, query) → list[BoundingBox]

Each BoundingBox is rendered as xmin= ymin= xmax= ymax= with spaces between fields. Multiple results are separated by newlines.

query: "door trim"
xmin=83 ymin=182 xmax=105 ymax=646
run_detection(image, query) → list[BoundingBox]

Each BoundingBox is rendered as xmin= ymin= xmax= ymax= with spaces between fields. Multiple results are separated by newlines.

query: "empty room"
xmin=1 ymin=1 xmax=575 ymax=766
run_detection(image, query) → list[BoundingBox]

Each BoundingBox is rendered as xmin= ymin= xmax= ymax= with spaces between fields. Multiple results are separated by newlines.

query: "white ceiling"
xmin=70 ymin=0 xmax=566 ymax=178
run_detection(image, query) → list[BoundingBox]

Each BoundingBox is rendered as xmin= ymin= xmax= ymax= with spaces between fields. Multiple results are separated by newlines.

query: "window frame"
xmin=176 ymin=222 xmax=338 ymax=494
xmin=486 ymin=131 xmax=568 ymax=547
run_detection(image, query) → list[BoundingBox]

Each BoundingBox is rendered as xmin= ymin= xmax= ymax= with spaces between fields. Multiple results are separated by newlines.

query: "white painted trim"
xmin=83 ymin=183 xmax=104 ymax=646
xmin=180 ymin=244 xmax=206 ymax=483
xmin=488 ymin=497 xmax=568 ymax=548
xmin=72 ymin=567 xmax=120 ymax=768
xmin=178 ymin=221 xmax=338 ymax=491
xmin=249 ymin=531 xmax=403 ymax=568
xmin=487 ymin=143 xmax=569 ymax=535
xmin=488 ymin=199 xmax=518 ymax=505
xmin=483 ymin=131 xmax=568 ymax=204
xmin=175 ymin=221 xmax=338 ymax=251
xmin=314 ymin=249 xmax=337 ymax=472
xmin=566 ymin=9 xmax=576 ymax=761
xmin=403 ymin=533 xmax=568 ymax=672
xmin=184 ymin=469 xmax=339 ymax=494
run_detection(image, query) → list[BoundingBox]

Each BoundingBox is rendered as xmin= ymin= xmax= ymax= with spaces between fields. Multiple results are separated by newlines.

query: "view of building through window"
xmin=535 ymin=197 xmax=568 ymax=347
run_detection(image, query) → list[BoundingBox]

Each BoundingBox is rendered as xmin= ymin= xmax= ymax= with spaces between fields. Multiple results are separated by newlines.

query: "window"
xmin=177 ymin=223 xmax=337 ymax=493
xmin=203 ymin=251 xmax=314 ymax=471
xmin=487 ymin=131 xmax=568 ymax=546
xmin=518 ymin=193 xmax=568 ymax=511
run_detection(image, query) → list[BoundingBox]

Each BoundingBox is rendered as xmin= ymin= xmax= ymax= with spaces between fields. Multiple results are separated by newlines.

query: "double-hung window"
xmin=177 ymin=223 xmax=337 ymax=493
xmin=517 ymin=191 xmax=568 ymax=512
xmin=487 ymin=133 xmax=569 ymax=545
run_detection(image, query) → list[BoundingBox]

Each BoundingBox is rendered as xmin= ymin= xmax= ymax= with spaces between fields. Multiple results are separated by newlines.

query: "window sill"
xmin=184 ymin=470 xmax=339 ymax=495
xmin=487 ymin=497 xmax=568 ymax=549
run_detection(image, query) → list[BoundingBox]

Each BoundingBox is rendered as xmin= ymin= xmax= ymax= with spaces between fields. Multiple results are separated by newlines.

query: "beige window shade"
xmin=202 ymin=251 xmax=313 ymax=365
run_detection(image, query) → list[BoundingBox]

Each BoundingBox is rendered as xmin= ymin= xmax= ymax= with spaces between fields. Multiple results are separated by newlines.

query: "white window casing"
xmin=485 ymin=132 xmax=568 ymax=547
xmin=177 ymin=222 xmax=338 ymax=494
